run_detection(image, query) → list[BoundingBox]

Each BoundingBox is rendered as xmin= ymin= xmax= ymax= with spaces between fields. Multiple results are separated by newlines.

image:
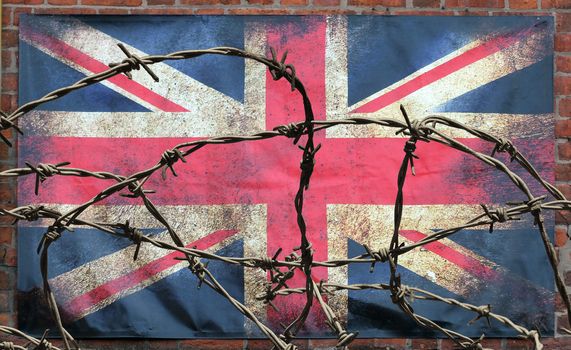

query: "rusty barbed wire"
xmin=0 ymin=43 xmax=569 ymax=350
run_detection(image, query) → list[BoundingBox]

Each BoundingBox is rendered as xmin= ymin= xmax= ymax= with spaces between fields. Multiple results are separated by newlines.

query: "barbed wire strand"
xmin=0 ymin=40 xmax=569 ymax=350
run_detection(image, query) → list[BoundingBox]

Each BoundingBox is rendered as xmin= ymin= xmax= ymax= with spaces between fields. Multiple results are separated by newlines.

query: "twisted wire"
xmin=0 ymin=43 xmax=569 ymax=350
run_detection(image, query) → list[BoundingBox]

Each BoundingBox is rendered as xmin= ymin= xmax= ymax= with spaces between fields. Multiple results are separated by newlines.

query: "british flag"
xmin=17 ymin=15 xmax=555 ymax=338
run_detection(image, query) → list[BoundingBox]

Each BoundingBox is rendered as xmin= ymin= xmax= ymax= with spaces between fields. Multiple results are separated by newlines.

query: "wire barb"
xmin=268 ymin=47 xmax=297 ymax=92
xmin=2 ymin=40 xmax=568 ymax=350
xmin=109 ymin=43 xmax=159 ymax=82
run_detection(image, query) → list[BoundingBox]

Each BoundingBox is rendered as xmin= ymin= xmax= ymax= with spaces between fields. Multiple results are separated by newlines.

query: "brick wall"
xmin=1 ymin=0 xmax=570 ymax=349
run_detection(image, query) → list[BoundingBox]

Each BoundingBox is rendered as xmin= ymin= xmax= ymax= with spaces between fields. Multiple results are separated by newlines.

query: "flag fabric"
xmin=17 ymin=15 xmax=555 ymax=338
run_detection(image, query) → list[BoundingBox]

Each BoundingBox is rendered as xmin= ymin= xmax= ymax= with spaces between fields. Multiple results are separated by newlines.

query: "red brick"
xmin=82 ymin=0 xmax=142 ymax=5
xmin=505 ymin=338 xmax=533 ymax=350
xmin=227 ymin=8 xmax=289 ymax=14
xmin=3 ymin=0 xmax=42 ymax=4
xmin=445 ymin=0 xmax=462 ymax=7
xmin=0 ymin=139 xmax=9 ymax=159
xmin=556 ymin=75 xmax=571 ymax=96
xmin=281 ymin=0 xmax=308 ymax=5
xmin=180 ymin=339 xmax=244 ymax=349
xmin=556 ymin=33 xmax=571 ymax=52
xmin=0 ymin=291 xmax=8 ymax=312
xmin=556 ymin=225 xmax=569 ymax=246
xmin=413 ymin=0 xmax=441 ymax=6
xmin=97 ymin=8 xmax=131 ymax=14
xmin=0 ymin=269 xmax=13 ymax=290
xmin=490 ymin=10 xmax=544 ymax=14
xmin=314 ymin=0 xmax=340 ymax=5
xmin=2 ymin=73 xmax=17 ymax=93
xmin=148 ymin=0 xmax=175 ymax=4
xmin=372 ymin=339 xmax=407 ymax=349
xmin=0 ymin=247 xmax=16 ymax=266
xmin=193 ymin=8 xmax=226 ymax=14
xmin=561 ymin=98 xmax=571 ymax=117
xmin=348 ymin=0 xmax=405 ymax=5
xmin=0 ymin=182 xmax=14 ymax=204
xmin=1 ymin=95 xmax=17 ymax=113
xmin=558 ymin=56 xmax=571 ymax=74
xmin=557 ymin=119 xmax=571 ymax=137
xmin=410 ymin=339 xmax=438 ymax=350
xmin=465 ymin=0 xmax=504 ymax=7
xmin=1 ymin=52 xmax=12 ymax=73
xmin=181 ymin=0 xmax=239 ymax=4
xmin=556 ymin=163 xmax=571 ymax=181
xmin=48 ymin=0 xmax=78 ymax=4
xmin=2 ymin=8 xmax=12 ymax=28
xmin=294 ymin=8 xmax=358 ymax=13
xmin=130 ymin=8 xmax=195 ymax=14
xmin=542 ymin=338 xmax=571 ymax=349
xmin=80 ymin=339 xmax=146 ymax=349
xmin=509 ymin=0 xmax=537 ymax=8
xmin=557 ymin=210 xmax=571 ymax=225
xmin=441 ymin=338 xmax=502 ymax=350
xmin=0 ymin=312 xmax=14 ymax=327
xmin=543 ymin=0 xmax=571 ymax=8
xmin=457 ymin=9 xmax=490 ymax=14
xmin=558 ymin=183 xmax=571 ymax=199
xmin=13 ymin=7 xmax=33 ymax=27
xmin=558 ymin=13 xmax=571 ymax=32
xmin=559 ymin=141 xmax=571 ymax=160
xmin=2 ymin=30 xmax=17 ymax=51
xmin=147 ymin=340 xmax=178 ymax=350
xmin=389 ymin=9 xmax=455 ymax=13
xmin=0 ymin=227 xmax=13 ymax=245
xmin=34 ymin=8 xmax=98 ymax=14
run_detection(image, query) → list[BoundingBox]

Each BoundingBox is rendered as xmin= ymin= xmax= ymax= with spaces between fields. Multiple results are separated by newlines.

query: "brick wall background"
xmin=1 ymin=0 xmax=570 ymax=349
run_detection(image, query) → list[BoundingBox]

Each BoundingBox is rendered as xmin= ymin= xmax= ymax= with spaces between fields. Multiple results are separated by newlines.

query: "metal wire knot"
xmin=26 ymin=162 xmax=70 ymax=195
xmin=36 ymin=339 xmax=54 ymax=350
xmin=390 ymin=283 xmax=410 ymax=305
xmin=188 ymin=257 xmax=208 ymax=289
xmin=37 ymin=225 xmax=67 ymax=254
xmin=273 ymin=123 xmax=304 ymax=144
xmin=468 ymin=304 xmax=492 ymax=326
xmin=161 ymin=148 xmax=187 ymax=179
xmin=491 ymin=138 xmax=519 ymax=162
xmin=109 ymin=43 xmax=159 ymax=82
xmin=0 ymin=342 xmax=15 ymax=350
xmin=526 ymin=197 xmax=545 ymax=226
xmin=0 ymin=111 xmax=22 ymax=147
xmin=268 ymin=47 xmax=297 ymax=91
xmin=336 ymin=329 xmax=358 ymax=348
xmin=480 ymin=204 xmax=515 ymax=233
xmin=363 ymin=244 xmax=390 ymax=273
xmin=1 ymin=205 xmax=45 ymax=224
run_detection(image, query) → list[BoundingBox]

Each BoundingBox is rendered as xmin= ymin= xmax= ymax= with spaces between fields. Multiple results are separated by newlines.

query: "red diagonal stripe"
xmin=62 ymin=229 xmax=238 ymax=320
xmin=400 ymin=230 xmax=499 ymax=281
xmin=21 ymin=27 xmax=189 ymax=113
xmin=351 ymin=28 xmax=531 ymax=114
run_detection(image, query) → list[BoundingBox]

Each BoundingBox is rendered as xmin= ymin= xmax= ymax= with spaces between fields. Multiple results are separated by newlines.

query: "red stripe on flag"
xmin=20 ymin=27 xmax=189 ymax=113
xmin=17 ymin=136 xmax=538 ymax=206
xmin=400 ymin=230 xmax=500 ymax=280
xmin=62 ymin=229 xmax=238 ymax=320
xmin=351 ymin=29 xmax=530 ymax=114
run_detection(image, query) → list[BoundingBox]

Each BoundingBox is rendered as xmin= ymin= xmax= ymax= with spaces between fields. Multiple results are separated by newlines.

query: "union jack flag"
xmin=17 ymin=15 xmax=555 ymax=338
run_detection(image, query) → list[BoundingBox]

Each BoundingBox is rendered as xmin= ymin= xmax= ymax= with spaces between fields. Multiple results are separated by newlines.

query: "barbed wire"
xmin=0 ymin=41 xmax=569 ymax=350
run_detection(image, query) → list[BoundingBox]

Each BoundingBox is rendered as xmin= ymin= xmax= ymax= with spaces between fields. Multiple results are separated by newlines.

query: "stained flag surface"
xmin=17 ymin=15 xmax=555 ymax=338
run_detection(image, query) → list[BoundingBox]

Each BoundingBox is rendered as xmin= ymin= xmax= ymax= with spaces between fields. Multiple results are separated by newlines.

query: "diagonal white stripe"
xmin=23 ymin=17 xmax=268 ymax=136
xmin=23 ymin=204 xmax=267 ymax=325
xmin=325 ymin=22 xmax=550 ymax=139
